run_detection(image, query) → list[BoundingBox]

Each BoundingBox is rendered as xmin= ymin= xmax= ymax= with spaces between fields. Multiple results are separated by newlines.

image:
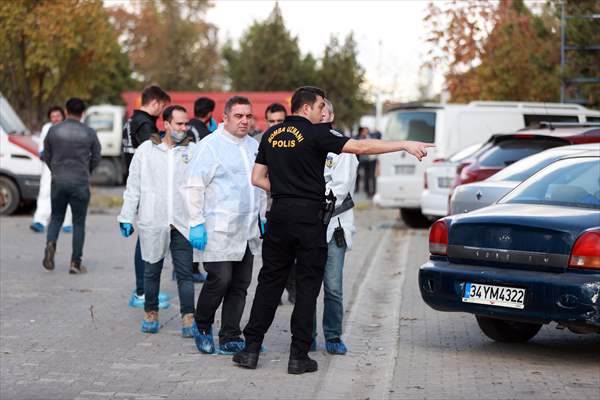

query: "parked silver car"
xmin=449 ymin=143 xmax=600 ymax=215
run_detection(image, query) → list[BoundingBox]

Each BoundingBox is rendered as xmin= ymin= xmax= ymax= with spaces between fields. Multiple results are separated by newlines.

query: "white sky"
xmin=207 ymin=0 xmax=441 ymax=101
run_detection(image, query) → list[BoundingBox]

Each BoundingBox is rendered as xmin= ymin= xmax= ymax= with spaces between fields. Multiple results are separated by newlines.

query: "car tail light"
xmin=424 ymin=171 xmax=428 ymax=189
xmin=569 ymin=230 xmax=600 ymax=269
xmin=429 ymin=220 xmax=448 ymax=256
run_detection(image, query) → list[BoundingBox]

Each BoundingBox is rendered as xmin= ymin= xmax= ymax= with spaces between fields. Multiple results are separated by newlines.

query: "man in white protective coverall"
xmin=31 ymin=106 xmax=72 ymax=233
xmin=183 ymin=95 xmax=267 ymax=355
xmin=311 ymin=98 xmax=358 ymax=355
xmin=118 ymin=105 xmax=196 ymax=337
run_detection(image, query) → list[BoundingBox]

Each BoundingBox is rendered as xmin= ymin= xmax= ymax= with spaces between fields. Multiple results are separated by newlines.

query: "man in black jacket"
xmin=187 ymin=97 xmax=216 ymax=142
xmin=42 ymin=98 xmax=101 ymax=274
xmin=122 ymin=85 xmax=171 ymax=308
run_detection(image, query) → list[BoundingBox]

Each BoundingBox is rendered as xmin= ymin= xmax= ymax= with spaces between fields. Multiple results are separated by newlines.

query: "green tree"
xmin=108 ymin=0 xmax=220 ymax=90
xmin=222 ymin=2 xmax=316 ymax=90
xmin=317 ymin=33 xmax=368 ymax=130
xmin=0 ymin=0 xmax=131 ymax=131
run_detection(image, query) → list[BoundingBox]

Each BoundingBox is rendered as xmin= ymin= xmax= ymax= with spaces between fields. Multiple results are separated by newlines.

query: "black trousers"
xmin=195 ymin=245 xmax=253 ymax=343
xmin=243 ymin=200 xmax=327 ymax=358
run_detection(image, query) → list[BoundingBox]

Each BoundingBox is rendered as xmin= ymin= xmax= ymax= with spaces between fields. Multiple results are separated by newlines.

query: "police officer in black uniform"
xmin=233 ymin=86 xmax=433 ymax=374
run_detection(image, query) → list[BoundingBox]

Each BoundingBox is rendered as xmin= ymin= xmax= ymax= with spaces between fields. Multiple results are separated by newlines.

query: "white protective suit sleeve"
xmin=328 ymin=154 xmax=358 ymax=206
xmin=183 ymin=143 xmax=218 ymax=227
xmin=117 ymin=149 xmax=142 ymax=224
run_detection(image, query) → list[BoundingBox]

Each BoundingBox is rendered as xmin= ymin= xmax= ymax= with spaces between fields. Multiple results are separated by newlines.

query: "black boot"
xmin=232 ymin=349 xmax=260 ymax=369
xmin=42 ymin=241 xmax=56 ymax=271
xmin=288 ymin=355 xmax=318 ymax=375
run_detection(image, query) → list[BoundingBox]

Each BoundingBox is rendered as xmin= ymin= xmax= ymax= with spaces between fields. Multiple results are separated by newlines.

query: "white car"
xmin=374 ymin=101 xmax=600 ymax=227
xmin=420 ymin=143 xmax=483 ymax=219
xmin=449 ymin=143 xmax=600 ymax=215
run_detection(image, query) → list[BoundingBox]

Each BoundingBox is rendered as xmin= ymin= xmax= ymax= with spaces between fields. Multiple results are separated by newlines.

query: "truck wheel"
xmin=92 ymin=158 xmax=122 ymax=186
xmin=476 ymin=316 xmax=542 ymax=343
xmin=400 ymin=208 xmax=431 ymax=229
xmin=0 ymin=176 xmax=20 ymax=215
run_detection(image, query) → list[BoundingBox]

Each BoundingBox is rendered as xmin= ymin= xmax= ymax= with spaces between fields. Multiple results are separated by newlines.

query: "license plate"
xmin=394 ymin=165 xmax=415 ymax=175
xmin=462 ymin=282 xmax=525 ymax=309
xmin=437 ymin=177 xmax=453 ymax=188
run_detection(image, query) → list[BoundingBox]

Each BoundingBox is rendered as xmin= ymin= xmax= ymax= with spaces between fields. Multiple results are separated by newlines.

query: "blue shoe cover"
xmin=182 ymin=326 xmax=194 ymax=338
xmin=158 ymin=292 xmax=170 ymax=302
xmin=62 ymin=226 xmax=73 ymax=233
xmin=128 ymin=293 xmax=145 ymax=308
xmin=218 ymin=340 xmax=245 ymax=355
xmin=194 ymin=327 xmax=215 ymax=354
xmin=140 ymin=320 xmax=159 ymax=334
xmin=158 ymin=300 xmax=170 ymax=309
xmin=30 ymin=222 xmax=45 ymax=233
xmin=325 ymin=339 xmax=347 ymax=355
xmin=309 ymin=339 xmax=317 ymax=352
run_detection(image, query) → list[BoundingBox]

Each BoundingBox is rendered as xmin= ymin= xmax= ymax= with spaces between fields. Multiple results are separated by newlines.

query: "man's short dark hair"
xmin=47 ymin=106 xmax=65 ymax=120
xmin=224 ymin=96 xmax=251 ymax=115
xmin=65 ymin=98 xmax=86 ymax=116
xmin=141 ymin=85 xmax=171 ymax=106
xmin=163 ymin=105 xmax=187 ymax=123
xmin=194 ymin=97 xmax=215 ymax=118
xmin=290 ymin=86 xmax=326 ymax=114
xmin=265 ymin=103 xmax=287 ymax=119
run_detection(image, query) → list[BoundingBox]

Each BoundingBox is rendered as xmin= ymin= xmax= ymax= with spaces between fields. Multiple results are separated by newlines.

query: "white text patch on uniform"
xmin=329 ymin=129 xmax=343 ymax=137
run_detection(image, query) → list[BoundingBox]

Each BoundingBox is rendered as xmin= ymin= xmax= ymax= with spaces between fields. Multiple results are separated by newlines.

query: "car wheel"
xmin=400 ymin=208 xmax=431 ymax=229
xmin=0 ymin=176 xmax=20 ymax=215
xmin=476 ymin=316 xmax=542 ymax=343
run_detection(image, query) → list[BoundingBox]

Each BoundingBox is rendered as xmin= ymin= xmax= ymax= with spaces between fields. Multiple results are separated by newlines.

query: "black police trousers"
xmin=243 ymin=199 xmax=327 ymax=358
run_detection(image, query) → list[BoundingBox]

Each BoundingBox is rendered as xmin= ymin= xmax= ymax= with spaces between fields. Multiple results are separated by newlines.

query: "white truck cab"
xmin=374 ymin=101 xmax=600 ymax=227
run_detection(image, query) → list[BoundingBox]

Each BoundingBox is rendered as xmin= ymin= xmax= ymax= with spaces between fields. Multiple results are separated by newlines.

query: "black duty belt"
xmin=272 ymin=197 xmax=324 ymax=209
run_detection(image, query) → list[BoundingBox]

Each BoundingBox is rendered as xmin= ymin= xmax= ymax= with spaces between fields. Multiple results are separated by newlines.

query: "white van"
xmin=373 ymin=101 xmax=600 ymax=227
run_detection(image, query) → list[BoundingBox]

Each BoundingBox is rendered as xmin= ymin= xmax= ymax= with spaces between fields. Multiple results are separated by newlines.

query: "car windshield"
xmin=384 ymin=111 xmax=435 ymax=142
xmin=84 ymin=112 xmax=114 ymax=133
xmin=478 ymin=139 xmax=563 ymax=168
xmin=499 ymin=157 xmax=600 ymax=209
xmin=449 ymin=142 xmax=483 ymax=162
xmin=488 ymin=149 xmax=578 ymax=182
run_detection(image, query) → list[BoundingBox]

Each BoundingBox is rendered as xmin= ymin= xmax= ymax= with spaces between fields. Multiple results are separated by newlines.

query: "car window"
xmin=500 ymin=158 xmax=600 ymax=209
xmin=487 ymin=149 xmax=580 ymax=182
xmin=478 ymin=139 xmax=562 ymax=168
xmin=523 ymin=114 xmax=579 ymax=127
xmin=449 ymin=142 xmax=483 ymax=162
xmin=384 ymin=111 xmax=435 ymax=142
xmin=84 ymin=113 xmax=114 ymax=133
xmin=587 ymin=116 xmax=600 ymax=122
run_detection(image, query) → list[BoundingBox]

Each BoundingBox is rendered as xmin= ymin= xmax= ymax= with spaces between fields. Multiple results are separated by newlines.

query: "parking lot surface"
xmin=1 ymin=196 xmax=598 ymax=400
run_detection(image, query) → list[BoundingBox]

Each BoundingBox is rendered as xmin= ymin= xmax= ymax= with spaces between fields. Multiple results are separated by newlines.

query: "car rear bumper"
xmin=15 ymin=174 xmax=40 ymax=200
xmin=419 ymin=259 xmax=600 ymax=328
xmin=420 ymin=190 xmax=448 ymax=217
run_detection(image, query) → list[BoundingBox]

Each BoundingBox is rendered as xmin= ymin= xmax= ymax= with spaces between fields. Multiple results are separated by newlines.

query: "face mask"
xmin=171 ymin=130 xmax=186 ymax=143
xmin=207 ymin=117 xmax=217 ymax=133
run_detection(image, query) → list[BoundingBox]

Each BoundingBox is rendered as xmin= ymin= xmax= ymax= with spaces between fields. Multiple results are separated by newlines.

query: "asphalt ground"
xmin=1 ymin=188 xmax=598 ymax=400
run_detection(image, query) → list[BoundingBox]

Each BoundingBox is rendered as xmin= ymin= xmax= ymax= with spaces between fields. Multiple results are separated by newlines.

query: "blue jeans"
xmin=314 ymin=239 xmax=346 ymax=341
xmin=144 ymin=229 xmax=194 ymax=315
xmin=47 ymin=182 xmax=90 ymax=262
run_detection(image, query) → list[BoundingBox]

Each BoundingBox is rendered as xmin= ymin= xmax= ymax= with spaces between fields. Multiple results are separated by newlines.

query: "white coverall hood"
xmin=118 ymin=137 xmax=196 ymax=263
xmin=182 ymin=125 xmax=267 ymax=262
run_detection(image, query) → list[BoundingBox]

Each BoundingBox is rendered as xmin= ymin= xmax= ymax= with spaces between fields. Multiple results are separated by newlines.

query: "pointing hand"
xmin=403 ymin=141 xmax=436 ymax=161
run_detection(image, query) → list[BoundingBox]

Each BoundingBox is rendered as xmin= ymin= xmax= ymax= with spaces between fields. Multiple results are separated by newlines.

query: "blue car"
xmin=419 ymin=153 xmax=600 ymax=342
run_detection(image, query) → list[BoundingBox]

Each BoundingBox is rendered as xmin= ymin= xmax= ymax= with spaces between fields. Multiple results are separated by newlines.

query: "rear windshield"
xmin=478 ymin=139 xmax=563 ymax=168
xmin=385 ymin=111 xmax=435 ymax=142
xmin=500 ymin=158 xmax=600 ymax=209
xmin=449 ymin=142 xmax=483 ymax=162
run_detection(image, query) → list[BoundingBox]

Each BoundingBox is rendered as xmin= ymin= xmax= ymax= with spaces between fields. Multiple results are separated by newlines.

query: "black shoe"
xmin=288 ymin=356 xmax=318 ymax=375
xmin=42 ymin=241 xmax=56 ymax=271
xmin=232 ymin=349 xmax=259 ymax=369
xmin=69 ymin=260 xmax=87 ymax=274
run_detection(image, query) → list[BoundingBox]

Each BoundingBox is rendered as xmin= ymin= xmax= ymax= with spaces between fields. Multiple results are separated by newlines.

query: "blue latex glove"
xmin=120 ymin=222 xmax=134 ymax=238
xmin=260 ymin=219 xmax=267 ymax=235
xmin=190 ymin=224 xmax=208 ymax=250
